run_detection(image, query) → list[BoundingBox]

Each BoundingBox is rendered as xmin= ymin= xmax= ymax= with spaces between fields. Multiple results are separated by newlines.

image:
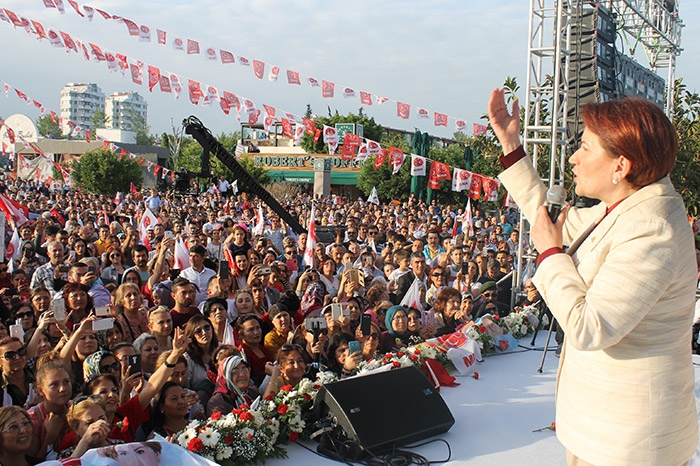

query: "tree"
xmin=299 ymin=111 xmax=384 ymax=154
xmin=36 ymin=115 xmax=62 ymax=138
xmin=71 ymin=148 xmax=143 ymax=194
xmin=356 ymin=135 xmax=412 ymax=201
xmin=123 ymin=109 xmax=153 ymax=145
xmin=671 ymin=78 xmax=700 ymax=215
xmin=91 ymin=110 xmax=108 ymax=134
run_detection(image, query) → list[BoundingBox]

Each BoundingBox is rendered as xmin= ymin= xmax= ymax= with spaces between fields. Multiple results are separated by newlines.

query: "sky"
xmin=0 ymin=0 xmax=698 ymax=142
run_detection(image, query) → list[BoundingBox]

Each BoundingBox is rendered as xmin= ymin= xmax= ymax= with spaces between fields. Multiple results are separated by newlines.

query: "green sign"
xmin=335 ymin=123 xmax=363 ymax=144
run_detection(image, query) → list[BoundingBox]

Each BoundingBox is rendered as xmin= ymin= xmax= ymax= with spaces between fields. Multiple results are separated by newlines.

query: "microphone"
xmin=546 ymin=184 xmax=567 ymax=223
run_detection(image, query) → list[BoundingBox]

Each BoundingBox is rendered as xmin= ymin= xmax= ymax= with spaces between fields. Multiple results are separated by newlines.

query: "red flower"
xmin=472 ymin=372 xmax=479 ymax=380
xmin=384 ymin=353 xmax=392 ymax=360
xmin=479 ymin=325 xmax=487 ymax=333
xmin=303 ymin=393 xmax=312 ymax=401
xmin=280 ymin=384 xmax=293 ymax=391
xmin=224 ymin=435 xmax=234 ymax=445
xmin=210 ymin=412 xmax=222 ymax=420
xmin=277 ymin=404 xmax=289 ymax=414
xmin=551 ymin=422 xmax=556 ymax=431
xmin=232 ymin=408 xmax=242 ymax=415
xmin=409 ymin=355 xmax=418 ymax=361
xmin=313 ymin=384 xmax=321 ymax=390
xmin=396 ymin=351 xmax=405 ymax=357
xmin=414 ymin=349 xmax=421 ymax=355
xmin=239 ymin=411 xmax=253 ymax=421
xmin=492 ymin=315 xmax=499 ymax=320
xmin=391 ymin=361 xmax=400 ymax=368
xmin=239 ymin=404 xmax=250 ymax=410
xmin=264 ymin=392 xmax=276 ymax=401
xmin=289 ymin=431 xmax=299 ymax=442
xmin=187 ymin=438 xmax=204 ymax=452
xmin=116 ymin=417 xmax=129 ymax=433
xmin=247 ymin=433 xmax=253 ymax=440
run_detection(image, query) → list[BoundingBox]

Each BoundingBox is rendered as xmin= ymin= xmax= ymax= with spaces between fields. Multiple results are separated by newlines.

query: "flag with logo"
xmin=428 ymin=161 xmax=452 ymax=189
xmin=323 ymin=126 xmax=339 ymax=155
xmin=138 ymin=207 xmax=158 ymax=250
xmin=303 ymin=205 xmax=316 ymax=269
xmin=174 ymin=237 xmax=191 ymax=270
xmin=410 ymin=154 xmax=426 ymax=176
xmin=388 ymin=147 xmax=406 ymax=175
xmin=4 ymin=228 xmax=20 ymax=264
xmin=451 ymin=168 xmax=473 ymax=192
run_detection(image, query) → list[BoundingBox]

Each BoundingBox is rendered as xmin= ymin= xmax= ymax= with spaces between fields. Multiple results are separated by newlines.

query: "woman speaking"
xmin=488 ymin=88 xmax=697 ymax=465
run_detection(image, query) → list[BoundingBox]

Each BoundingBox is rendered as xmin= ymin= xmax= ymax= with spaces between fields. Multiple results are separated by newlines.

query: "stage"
xmin=267 ymin=332 xmax=700 ymax=465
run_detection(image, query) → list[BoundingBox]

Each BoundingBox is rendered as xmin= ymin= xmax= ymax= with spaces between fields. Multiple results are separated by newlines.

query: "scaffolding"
xmin=512 ymin=0 xmax=683 ymax=303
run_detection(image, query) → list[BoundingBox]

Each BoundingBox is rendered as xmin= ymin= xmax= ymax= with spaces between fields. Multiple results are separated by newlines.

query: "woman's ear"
xmin=616 ymin=155 xmax=633 ymax=181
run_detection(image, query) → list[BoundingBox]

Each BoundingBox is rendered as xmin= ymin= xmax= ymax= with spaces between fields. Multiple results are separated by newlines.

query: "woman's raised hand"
xmin=487 ymin=88 xmax=521 ymax=154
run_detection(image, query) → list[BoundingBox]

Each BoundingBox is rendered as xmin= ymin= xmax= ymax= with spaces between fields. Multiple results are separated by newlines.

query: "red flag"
xmin=341 ymin=142 xmax=355 ymax=161
xmin=89 ymin=43 xmax=105 ymax=61
xmin=468 ymin=174 xmax=483 ymax=199
xmin=360 ymin=91 xmax=372 ymax=106
xmin=303 ymin=118 xmax=316 ymax=136
xmin=85 ymin=130 xmax=91 ymax=142
xmin=14 ymin=89 xmax=29 ymax=103
xmin=66 ymin=0 xmax=83 ymax=16
xmin=248 ymin=109 xmax=261 ymax=125
xmin=188 ymin=80 xmax=203 ymax=105
xmin=428 ymin=161 xmax=452 ymax=189
xmin=253 ymin=60 xmax=265 ymax=79
xmin=377 ymin=96 xmax=389 ymax=105
xmin=122 ymin=18 xmax=139 ymax=36
xmin=59 ymin=31 xmax=78 ymax=52
xmin=313 ymin=128 xmax=322 ymax=144
xmin=130 ymin=63 xmax=143 ymax=85
xmin=42 ymin=0 xmax=56 ymax=8
xmin=159 ymin=75 xmax=171 ymax=93
xmin=95 ymin=8 xmax=111 ymax=19
xmin=220 ymin=49 xmax=235 ymax=63
xmin=157 ymin=29 xmax=166 ymax=44
xmin=281 ymin=119 xmax=293 ymax=138
xmin=187 ymin=39 xmax=199 ymax=54
xmin=262 ymin=104 xmax=277 ymax=119
xmin=482 ymin=177 xmax=500 ymax=201
xmin=397 ymin=102 xmax=410 ymax=119
xmin=239 ymin=56 xmax=250 ymax=66
xmin=31 ymin=20 xmax=48 ymax=39
xmin=147 ymin=65 xmax=160 ymax=92
xmin=287 ymin=70 xmax=301 ymax=85
xmin=6 ymin=127 xmax=15 ymax=144
xmin=50 ymin=208 xmax=66 ymax=226
xmin=473 ymin=123 xmax=488 ymax=136
xmin=130 ymin=182 xmax=138 ymax=195
xmin=434 ymin=112 xmax=448 ymax=127
xmin=373 ymin=150 xmax=387 ymax=169
xmin=322 ymin=81 xmax=335 ymax=98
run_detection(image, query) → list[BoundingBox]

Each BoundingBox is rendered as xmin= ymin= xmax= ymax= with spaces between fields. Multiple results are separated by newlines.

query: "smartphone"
xmin=348 ymin=340 xmax=361 ymax=354
xmin=304 ymin=316 xmax=327 ymax=330
xmin=461 ymin=262 xmax=469 ymax=275
xmin=286 ymin=259 xmax=298 ymax=272
xmin=9 ymin=324 xmax=24 ymax=340
xmin=218 ymin=261 xmax=230 ymax=280
xmin=258 ymin=265 xmax=272 ymax=275
xmin=348 ymin=269 xmax=363 ymax=286
xmin=360 ymin=313 xmax=372 ymax=337
xmin=164 ymin=230 xmax=174 ymax=239
xmin=52 ymin=300 xmax=66 ymax=321
xmin=57 ymin=265 xmax=70 ymax=273
xmin=128 ymin=354 xmax=142 ymax=376
xmin=331 ymin=303 xmax=350 ymax=321
xmin=422 ymin=310 xmax=435 ymax=328
xmin=92 ymin=317 xmax=114 ymax=331
xmin=87 ymin=265 xmax=96 ymax=273
xmin=94 ymin=305 xmax=111 ymax=317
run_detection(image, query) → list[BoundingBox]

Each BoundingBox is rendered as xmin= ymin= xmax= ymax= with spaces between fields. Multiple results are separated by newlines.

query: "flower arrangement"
xmin=175 ymin=406 xmax=286 ymax=466
xmin=501 ymin=305 xmax=547 ymax=339
xmin=355 ymin=342 xmax=449 ymax=375
xmin=465 ymin=323 xmax=496 ymax=353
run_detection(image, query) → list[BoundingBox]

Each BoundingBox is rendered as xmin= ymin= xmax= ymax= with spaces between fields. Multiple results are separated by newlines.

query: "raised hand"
xmin=487 ymin=88 xmax=522 ymax=154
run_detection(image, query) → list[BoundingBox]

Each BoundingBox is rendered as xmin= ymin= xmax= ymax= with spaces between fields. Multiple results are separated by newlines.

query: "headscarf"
xmin=212 ymin=355 xmax=248 ymax=398
xmin=83 ymin=350 xmax=110 ymax=382
xmin=385 ymin=305 xmax=409 ymax=338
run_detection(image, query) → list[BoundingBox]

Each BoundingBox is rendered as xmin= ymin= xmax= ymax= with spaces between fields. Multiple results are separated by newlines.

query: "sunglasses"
xmin=100 ymin=362 xmax=121 ymax=373
xmin=431 ymin=274 xmax=444 ymax=278
xmin=15 ymin=311 xmax=33 ymax=319
xmin=2 ymin=347 xmax=27 ymax=360
xmin=367 ymin=332 xmax=380 ymax=340
xmin=482 ymin=292 xmax=497 ymax=297
xmin=194 ymin=324 xmax=212 ymax=335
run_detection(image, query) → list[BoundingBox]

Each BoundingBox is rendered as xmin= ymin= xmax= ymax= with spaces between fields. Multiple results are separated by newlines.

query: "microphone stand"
xmin=537 ymin=315 xmax=556 ymax=373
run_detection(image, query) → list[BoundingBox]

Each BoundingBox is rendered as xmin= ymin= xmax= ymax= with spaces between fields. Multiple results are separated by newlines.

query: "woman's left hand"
xmin=530 ymin=205 xmax=569 ymax=253
xmin=171 ymin=327 xmax=189 ymax=355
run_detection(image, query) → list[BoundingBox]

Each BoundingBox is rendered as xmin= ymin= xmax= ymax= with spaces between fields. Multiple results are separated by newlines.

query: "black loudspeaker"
xmin=313 ymin=366 xmax=455 ymax=456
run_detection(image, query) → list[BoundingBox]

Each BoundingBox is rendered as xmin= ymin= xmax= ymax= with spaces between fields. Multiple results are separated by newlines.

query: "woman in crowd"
xmin=184 ymin=315 xmax=218 ymax=406
xmin=489 ymin=88 xmax=697 ymax=464
xmin=425 ymin=265 xmax=447 ymax=306
xmin=82 ymin=350 xmax=121 ymax=383
xmin=27 ymin=354 xmax=73 ymax=460
xmin=70 ymin=238 xmax=90 ymax=263
xmin=96 ymin=320 xmax=125 ymax=351
xmin=114 ymin=283 xmax=149 ymax=344
xmin=101 ymin=246 xmax=126 ymax=286
xmin=319 ymin=258 xmax=339 ymax=298
xmin=61 ymin=397 xmax=116 ymax=458
xmin=62 ymin=283 xmax=94 ymax=329
xmin=147 ymin=381 xmax=189 ymax=439
xmin=379 ymin=305 xmax=412 ymax=353
xmin=235 ymin=315 xmax=271 ymax=387
xmin=233 ymin=289 xmax=254 ymax=318
xmin=454 ymin=260 xmax=480 ymax=296
xmin=0 ymin=406 xmax=35 ymax=466
xmin=406 ymin=307 xmax=437 ymax=343
xmin=59 ymin=317 xmax=99 ymax=390
xmin=11 ymin=301 xmax=36 ymax=336
xmin=326 ymin=333 xmax=362 ymax=378
xmin=264 ymin=344 xmax=308 ymax=396
xmin=83 ymin=327 xmax=188 ymax=442
xmin=29 ymin=287 xmax=52 ymax=322
xmin=264 ymin=303 xmax=293 ymax=359
xmin=132 ymin=334 xmax=159 ymax=376
xmin=433 ymin=287 xmax=470 ymax=336
xmin=207 ymin=355 xmax=259 ymax=416
xmin=202 ymin=297 xmax=230 ymax=344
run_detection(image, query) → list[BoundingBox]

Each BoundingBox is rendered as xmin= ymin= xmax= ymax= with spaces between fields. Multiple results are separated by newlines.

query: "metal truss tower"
xmin=512 ymin=0 xmax=683 ymax=303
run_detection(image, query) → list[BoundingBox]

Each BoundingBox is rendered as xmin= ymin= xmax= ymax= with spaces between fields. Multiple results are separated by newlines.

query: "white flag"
xmin=410 ymin=154 xmax=426 ymax=176
xmin=138 ymin=207 xmax=158 ymax=250
xmin=303 ymin=205 xmax=316 ymax=269
xmin=367 ymin=187 xmax=379 ymax=205
xmin=400 ymin=278 xmax=424 ymax=312
xmin=174 ymin=237 xmax=191 ymax=270
xmin=5 ymin=228 xmax=21 ymax=265
xmin=451 ymin=168 xmax=473 ymax=192
xmin=252 ymin=203 xmax=265 ymax=236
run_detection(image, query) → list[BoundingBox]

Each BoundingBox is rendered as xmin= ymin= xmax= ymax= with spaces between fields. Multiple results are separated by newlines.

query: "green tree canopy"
xmin=71 ymin=148 xmax=143 ymax=194
xmin=299 ymin=109 xmax=384 ymax=154
xmin=123 ymin=109 xmax=154 ymax=145
xmin=36 ymin=115 xmax=62 ymax=138
xmin=671 ymin=78 xmax=700 ymax=215
xmin=90 ymin=110 xmax=108 ymax=134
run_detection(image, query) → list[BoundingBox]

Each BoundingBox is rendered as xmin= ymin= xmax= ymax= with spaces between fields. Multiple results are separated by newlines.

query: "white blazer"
xmin=499 ymin=154 xmax=698 ymax=465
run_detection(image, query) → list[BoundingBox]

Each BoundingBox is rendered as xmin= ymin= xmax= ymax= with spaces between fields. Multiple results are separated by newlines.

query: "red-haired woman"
xmin=489 ymin=90 xmax=696 ymax=465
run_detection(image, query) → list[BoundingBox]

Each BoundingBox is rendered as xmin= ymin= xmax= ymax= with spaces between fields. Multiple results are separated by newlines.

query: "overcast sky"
xmin=0 ymin=0 xmax=698 ymax=141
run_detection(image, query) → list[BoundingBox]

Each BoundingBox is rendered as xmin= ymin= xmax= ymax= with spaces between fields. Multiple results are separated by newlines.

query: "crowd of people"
xmin=0 ymin=176 xmax=579 ymax=463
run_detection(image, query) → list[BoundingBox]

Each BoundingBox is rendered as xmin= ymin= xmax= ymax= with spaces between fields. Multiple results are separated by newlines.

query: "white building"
xmin=105 ymin=92 xmax=148 ymax=131
xmin=59 ymin=83 xmax=105 ymax=136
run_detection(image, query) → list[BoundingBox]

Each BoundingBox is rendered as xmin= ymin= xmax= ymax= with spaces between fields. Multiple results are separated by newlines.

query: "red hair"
xmin=580 ymin=97 xmax=677 ymax=187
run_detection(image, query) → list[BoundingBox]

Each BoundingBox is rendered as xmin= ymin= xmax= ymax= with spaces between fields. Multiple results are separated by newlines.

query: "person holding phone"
xmin=326 ymin=333 xmax=362 ymax=378
xmin=183 ymin=315 xmax=219 ymax=407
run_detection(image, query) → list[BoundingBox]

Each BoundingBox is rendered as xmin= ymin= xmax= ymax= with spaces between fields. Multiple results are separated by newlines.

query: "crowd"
xmin=0 ymin=175 xmax=574 ymax=463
